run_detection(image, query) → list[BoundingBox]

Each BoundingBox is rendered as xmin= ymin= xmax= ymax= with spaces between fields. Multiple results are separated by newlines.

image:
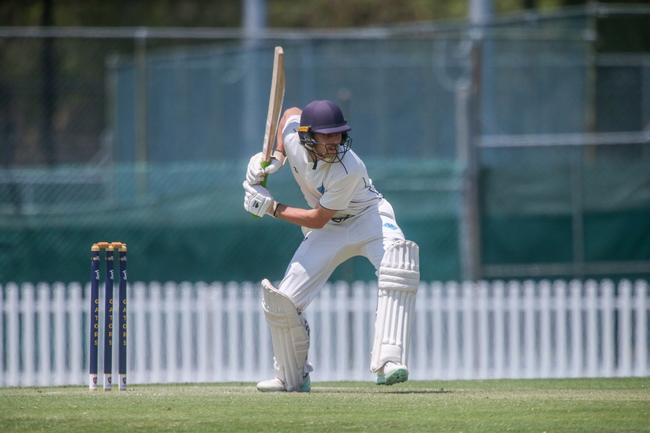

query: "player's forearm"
xmin=273 ymin=204 xmax=331 ymax=229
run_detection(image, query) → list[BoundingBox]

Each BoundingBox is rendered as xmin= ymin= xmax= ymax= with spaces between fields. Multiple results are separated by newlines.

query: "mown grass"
xmin=1 ymin=378 xmax=649 ymax=432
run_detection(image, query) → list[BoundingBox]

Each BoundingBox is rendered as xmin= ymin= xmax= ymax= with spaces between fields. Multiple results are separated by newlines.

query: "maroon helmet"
xmin=298 ymin=100 xmax=352 ymax=164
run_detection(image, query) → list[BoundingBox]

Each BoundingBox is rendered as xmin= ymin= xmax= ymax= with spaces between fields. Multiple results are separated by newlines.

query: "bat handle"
xmin=260 ymin=160 xmax=271 ymax=187
xmin=251 ymin=160 xmax=272 ymax=219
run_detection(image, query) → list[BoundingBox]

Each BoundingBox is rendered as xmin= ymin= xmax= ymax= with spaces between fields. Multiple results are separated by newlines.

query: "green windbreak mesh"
xmin=0 ymin=160 xmax=461 ymax=283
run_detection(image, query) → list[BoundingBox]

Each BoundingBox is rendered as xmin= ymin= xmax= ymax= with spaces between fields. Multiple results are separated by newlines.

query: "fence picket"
xmin=7 ymin=283 xmax=19 ymax=386
xmin=539 ymin=280 xmax=551 ymax=378
xmin=570 ymin=280 xmax=582 ymax=377
xmin=635 ymin=280 xmax=648 ymax=376
xmin=507 ymin=280 xmax=520 ymax=378
xmin=554 ymin=280 xmax=568 ymax=377
xmin=414 ymin=282 xmax=428 ymax=378
xmin=335 ymin=282 xmax=348 ymax=380
xmin=320 ymin=284 xmax=332 ymax=380
xmin=447 ymin=282 xmax=459 ymax=379
xmin=212 ymin=282 xmax=225 ymax=382
xmin=586 ymin=280 xmax=598 ymax=377
xmin=352 ymin=282 xmax=366 ymax=380
xmin=366 ymin=282 xmax=378 ymax=379
xmin=493 ymin=281 xmax=505 ymax=379
xmin=197 ymin=282 xmax=210 ymax=383
xmin=477 ymin=282 xmax=489 ymax=379
xmin=602 ymin=280 xmax=615 ymax=376
xmin=164 ymin=282 xmax=177 ymax=382
xmin=226 ymin=282 xmax=239 ymax=381
xmin=23 ymin=284 xmax=36 ymax=386
xmin=462 ymin=281 xmax=474 ymax=380
xmin=150 ymin=282 xmax=162 ymax=383
xmin=54 ymin=283 xmax=66 ymax=385
xmin=524 ymin=280 xmax=536 ymax=378
xmin=134 ymin=282 xmax=147 ymax=384
xmin=619 ymin=280 xmax=632 ymax=376
xmin=242 ymin=282 xmax=256 ymax=380
xmin=37 ymin=283 xmax=50 ymax=386
xmin=431 ymin=282 xmax=443 ymax=379
xmin=70 ymin=283 xmax=83 ymax=385
xmin=180 ymin=282 xmax=193 ymax=383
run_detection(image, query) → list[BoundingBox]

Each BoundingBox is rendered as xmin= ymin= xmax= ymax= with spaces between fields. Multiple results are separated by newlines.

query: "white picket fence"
xmin=0 ymin=279 xmax=648 ymax=387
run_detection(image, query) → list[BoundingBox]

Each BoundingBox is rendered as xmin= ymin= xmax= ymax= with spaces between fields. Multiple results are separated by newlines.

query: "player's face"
xmin=313 ymin=133 xmax=342 ymax=162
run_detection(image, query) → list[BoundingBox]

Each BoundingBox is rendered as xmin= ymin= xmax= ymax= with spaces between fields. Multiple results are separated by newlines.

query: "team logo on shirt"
xmin=383 ymin=222 xmax=398 ymax=230
xmin=317 ymin=184 xmax=325 ymax=194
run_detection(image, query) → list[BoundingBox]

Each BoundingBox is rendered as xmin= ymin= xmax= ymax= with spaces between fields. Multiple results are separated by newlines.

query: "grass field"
xmin=2 ymin=378 xmax=649 ymax=433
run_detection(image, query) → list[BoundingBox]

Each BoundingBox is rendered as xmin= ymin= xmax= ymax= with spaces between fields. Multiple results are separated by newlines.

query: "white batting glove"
xmin=243 ymin=181 xmax=276 ymax=217
xmin=245 ymin=151 xmax=285 ymax=185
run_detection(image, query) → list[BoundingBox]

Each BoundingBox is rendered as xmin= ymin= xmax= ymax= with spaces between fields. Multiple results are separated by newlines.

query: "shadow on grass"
xmin=312 ymin=388 xmax=451 ymax=394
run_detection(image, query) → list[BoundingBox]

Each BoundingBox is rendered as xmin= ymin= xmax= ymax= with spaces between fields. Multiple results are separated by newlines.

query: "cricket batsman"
xmin=243 ymin=99 xmax=420 ymax=392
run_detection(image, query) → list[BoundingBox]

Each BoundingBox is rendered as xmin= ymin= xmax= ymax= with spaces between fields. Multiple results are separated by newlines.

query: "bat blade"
xmin=260 ymin=46 xmax=285 ymax=187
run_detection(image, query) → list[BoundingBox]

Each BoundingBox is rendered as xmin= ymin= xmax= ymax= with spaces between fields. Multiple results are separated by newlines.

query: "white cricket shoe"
xmin=256 ymin=375 xmax=311 ymax=392
xmin=376 ymin=361 xmax=408 ymax=385
xmin=256 ymin=377 xmax=286 ymax=392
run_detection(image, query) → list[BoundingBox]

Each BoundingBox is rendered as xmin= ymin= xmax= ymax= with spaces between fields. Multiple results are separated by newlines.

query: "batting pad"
xmin=370 ymin=240 xmax=420 ymax=372
xmin=261 ymin=279 xmax=310 ymax=392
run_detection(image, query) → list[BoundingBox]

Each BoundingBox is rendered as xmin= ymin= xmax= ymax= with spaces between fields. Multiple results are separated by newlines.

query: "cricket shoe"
xmin=376 ymin=362 xmax=408 ymax=385
xmin=256 ymin=374 xmax=311 ymax=393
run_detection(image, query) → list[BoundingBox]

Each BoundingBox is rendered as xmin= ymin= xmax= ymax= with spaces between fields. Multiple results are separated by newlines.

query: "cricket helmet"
xmin=298 ymin=100 xmax=352 ymax=163
xmin=299 ymin=100 xmax=351 ymax=134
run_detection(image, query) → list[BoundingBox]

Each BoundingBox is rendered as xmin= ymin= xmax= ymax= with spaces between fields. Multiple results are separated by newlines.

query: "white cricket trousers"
xmin=278 ymin=199 xmax=405 ymax=311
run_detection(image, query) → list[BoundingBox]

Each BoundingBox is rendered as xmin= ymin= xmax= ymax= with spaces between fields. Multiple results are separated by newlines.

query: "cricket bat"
xmin=260 ymin=46 xmax=285 ymax=187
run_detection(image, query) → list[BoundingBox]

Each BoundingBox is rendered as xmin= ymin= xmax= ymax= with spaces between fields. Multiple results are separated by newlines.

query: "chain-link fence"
xmin=0 ymin=6 xmax=649 ymax=283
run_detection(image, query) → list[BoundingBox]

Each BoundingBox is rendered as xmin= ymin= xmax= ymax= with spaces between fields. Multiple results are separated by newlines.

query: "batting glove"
xmin=245 ymin=151 xmax=285 ymax=185
xmin=243 ymin=181 xmax=276 ymax=217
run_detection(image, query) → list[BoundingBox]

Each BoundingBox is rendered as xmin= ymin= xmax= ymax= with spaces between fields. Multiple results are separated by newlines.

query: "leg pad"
xmin=370 ymin=240 xmax=420 ymax=372
xmin=262 ymin=279 xmax=310 ymax=392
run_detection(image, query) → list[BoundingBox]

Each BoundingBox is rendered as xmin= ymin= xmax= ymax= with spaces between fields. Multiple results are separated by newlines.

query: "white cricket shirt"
xmin=282 ymin=114 xmax=382 ymax=218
